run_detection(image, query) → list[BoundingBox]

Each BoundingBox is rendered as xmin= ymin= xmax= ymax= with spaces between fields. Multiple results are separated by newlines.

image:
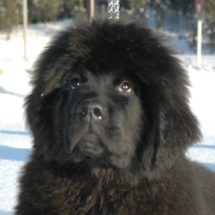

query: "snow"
xmin=0 ymin=19 xmax=215 ymax=215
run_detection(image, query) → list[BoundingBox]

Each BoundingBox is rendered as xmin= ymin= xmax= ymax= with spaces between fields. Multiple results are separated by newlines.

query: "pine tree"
xmin=36 ymin=0 xmax=64 ymax=23
xmin=151 ymin=0 xmax=167 ymax=29
xmin=205 ymin=0 xmax=215 ymax=53
xmin=28 ymin=0 xmax=38 ymax=23
xmin=0 ymin=0 xmax=22 ymax=40
xmin=169 ymin=0 xmax=193 ymax=13
xmin=121 ymin=0 xmax=130 ymax=10
xmin=130 ymin=0 xmax=148 ymax=18
xmin=64 ymin=0 xmax=86 ymax=19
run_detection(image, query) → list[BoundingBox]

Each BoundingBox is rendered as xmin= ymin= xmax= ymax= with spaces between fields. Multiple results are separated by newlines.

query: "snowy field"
xmin=0 ymin=20 xmax=215 ymax=215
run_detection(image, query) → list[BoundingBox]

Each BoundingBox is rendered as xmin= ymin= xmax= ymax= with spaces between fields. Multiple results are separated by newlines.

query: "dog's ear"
xmin=140 ymin=65 xmax=202 ymax=179
xmin=25 ymin=90 xmax=55 ymax=147
xmin=154 ymin=102 xmax=201 ymax=169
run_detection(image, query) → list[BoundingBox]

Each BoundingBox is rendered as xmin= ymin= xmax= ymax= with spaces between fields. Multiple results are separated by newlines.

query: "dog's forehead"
xmin=78 ymin=68 xmax=127 ymax=85
xmin=88 ymin=72 xmax=111 ymax=85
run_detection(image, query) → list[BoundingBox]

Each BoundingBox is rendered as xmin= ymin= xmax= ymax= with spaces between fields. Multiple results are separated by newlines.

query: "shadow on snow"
xmin=201 ymin=163 xmax=215 ymax=171
xmin=194 ymin=144 xmax=215 ymax=150
xmin=0 ymin=87 xmax=26 ymax=98
xmin=0 ymin=145 xmax=30 ymax=161
xmin=0 ymin=130 xmax=29 ymax=135
xmin=0 ymin=210 xmax=13 ymax=215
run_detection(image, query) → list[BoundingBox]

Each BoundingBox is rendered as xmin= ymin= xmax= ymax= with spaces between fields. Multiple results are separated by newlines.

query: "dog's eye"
xmin=70 ymin=78 xmax=81 ymax=89
xmin=118 ymin=81 xmax=132 ymax=93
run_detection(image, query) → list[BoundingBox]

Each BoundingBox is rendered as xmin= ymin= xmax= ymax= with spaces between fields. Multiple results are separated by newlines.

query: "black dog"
xmin=15 ymin=19 xmax=215 ymax=215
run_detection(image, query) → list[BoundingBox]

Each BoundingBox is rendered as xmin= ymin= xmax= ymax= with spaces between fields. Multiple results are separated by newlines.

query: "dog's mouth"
xmin=67 ymin=130 xmax=132 ymax=170
xmin=68 ymin=133 xmax=109 ymax=163
xmin=78 ymin=134 xmax=106 ymax=158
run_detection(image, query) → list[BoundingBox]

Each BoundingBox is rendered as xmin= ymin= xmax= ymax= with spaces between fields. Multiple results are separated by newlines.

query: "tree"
xmin=0 ymin=0 xmax=22 ymax=40
xmin=205 ymin=0 xmax=215 ymax=53
xmin=151 ymin=0 xmax=167 ymax=29
xmin=121 ymin=0 xmax=130 ymax=10
xmin=28 ymin=0 xmax=38 ymax=23
xmin=130 ymin=0 xmax=148 ymax=18
xmin=64 ymin=0 xmax=86 ymax=19
xmin=168 ymin=0 xmax=193 ymax=13
xmin=36 ymin=0 xmax=64 ymax=23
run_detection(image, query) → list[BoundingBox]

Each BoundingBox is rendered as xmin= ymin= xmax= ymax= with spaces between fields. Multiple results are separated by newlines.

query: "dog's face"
xmin=26 ymin=20 xmax=201 ymax=180
xmin=62 ymin=69 xmax=143 ymax=170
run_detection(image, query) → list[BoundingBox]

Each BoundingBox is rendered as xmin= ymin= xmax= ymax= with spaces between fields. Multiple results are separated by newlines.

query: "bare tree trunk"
xmin=87 ymin=0 xmax=95 ymax=21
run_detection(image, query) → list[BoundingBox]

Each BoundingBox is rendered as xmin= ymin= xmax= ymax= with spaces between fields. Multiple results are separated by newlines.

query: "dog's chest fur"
xmin=20 ymin=158 xmax=205 ymax=215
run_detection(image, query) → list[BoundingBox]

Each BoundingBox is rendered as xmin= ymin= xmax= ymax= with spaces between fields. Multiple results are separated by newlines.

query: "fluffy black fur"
xmin=15 ymin=19 xmax=215 ymax=215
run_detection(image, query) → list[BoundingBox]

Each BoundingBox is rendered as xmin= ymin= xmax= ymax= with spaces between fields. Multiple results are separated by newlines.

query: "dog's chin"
xmin=67 ymin=133 xmax=133 ymax=173
xmin=69 ymin=134 xmax=108 ymax=163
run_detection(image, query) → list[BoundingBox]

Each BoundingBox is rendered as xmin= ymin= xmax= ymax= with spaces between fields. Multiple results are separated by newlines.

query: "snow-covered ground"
xmin=0 ymin=20 xmax=215 ymax=215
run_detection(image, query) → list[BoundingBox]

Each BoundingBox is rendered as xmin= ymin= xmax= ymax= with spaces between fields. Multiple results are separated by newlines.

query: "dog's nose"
xmin=79 ymin=103 xmax=104 ymax=121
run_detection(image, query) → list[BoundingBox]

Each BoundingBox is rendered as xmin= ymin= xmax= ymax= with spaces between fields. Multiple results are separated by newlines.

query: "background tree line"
xmin=0 ymin=0 xmax=215 ymax=51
